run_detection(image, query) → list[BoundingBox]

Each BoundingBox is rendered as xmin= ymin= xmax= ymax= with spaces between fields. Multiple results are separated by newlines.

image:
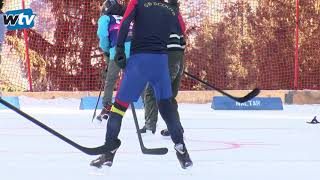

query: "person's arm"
xmin=0 ymin=14 xmax=6 ymax=45
xmin=117 ymin=0 xmax=138 ymax=48
xmin=97 ymin=15 xmax=110 ymax=52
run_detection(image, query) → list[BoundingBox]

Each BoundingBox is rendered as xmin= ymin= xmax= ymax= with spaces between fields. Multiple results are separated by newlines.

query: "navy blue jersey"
xmin=117 ymin=0 xmax=185 ymax=54
xmin=168 ymin=11 xmax=186 ymax=51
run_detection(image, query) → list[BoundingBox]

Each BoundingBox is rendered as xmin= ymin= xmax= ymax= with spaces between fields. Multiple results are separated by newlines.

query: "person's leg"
xmin=148 ymin=53 xmax=184 ymax=144
xmin=157 ymin=97 xmax=192 ymax=169
xmin=91 ymin=98 xmax=126 ymax=168
xmin=91 ymin=54 xmax=148 ymax=168
xmin=169 ymin=51 xmax=185 ymax=99
xmin=148 ymin=53 xmax=191 ymax=168
xmin=140 ymin=83 xmax=158 ymax=133
xmin=157 ymin=99 xmax=183 ymax=143
xmin=98 ymin=59 xmax=121 ymax=120
xmin=102 ymin=60 xmax=121 ymax=107
xmin=143 ymin=51 xmax=185 ymax=133
xmin=105 ymin=55 xmax=148 ymax=141
xmin=161 ymin=51 xmax=185 ymax=136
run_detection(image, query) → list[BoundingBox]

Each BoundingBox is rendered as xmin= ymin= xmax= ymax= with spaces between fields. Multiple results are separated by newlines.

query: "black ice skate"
xmin=139 ymin=125 xmax=155 ymax=134
xmin=96 ymin=104 xmax=112 ymax=121
xmin=161 ymin=128 xmax=184 ymax=137
xmin=160 ymin=129 xmax=170 ymax=136
xmin=90 ymin=139 xmax=121 ymax=168
xmin=174 ymin=143 xmax=193 ymax=169
xmin=307 ymin=116 xmax=320 ymax=124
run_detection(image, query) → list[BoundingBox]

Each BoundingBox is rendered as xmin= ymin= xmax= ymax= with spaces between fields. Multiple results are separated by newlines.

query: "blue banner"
xmin=211 ymin=96 xmax=283 ymax=110
xmin=0 ymin=97 xmax=20 ymax=109
xmin=80 ymin=96 xmax=144 ymax=110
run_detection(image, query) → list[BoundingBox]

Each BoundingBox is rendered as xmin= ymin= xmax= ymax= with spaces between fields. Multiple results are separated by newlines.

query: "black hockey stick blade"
xmin=0 ymin=98 xmax=109 ymax=155
xmin=183 ymin=71 xmax=260 ymax=103
xmin=235 ymin=88 xmax=260 ymax=103
xmin=141 ymin=147 xmax=169 ymax=155
xmin=131 ymin=103 xmax=168 ymax=155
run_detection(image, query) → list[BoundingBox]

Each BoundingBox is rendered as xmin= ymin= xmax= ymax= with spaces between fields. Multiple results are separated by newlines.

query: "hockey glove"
xmin=114 ymin=46 xmax=126 ymax=69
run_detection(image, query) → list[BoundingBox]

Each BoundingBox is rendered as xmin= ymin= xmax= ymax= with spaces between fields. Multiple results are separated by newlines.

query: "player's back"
xmin=123 ymin=0 xmax=179 ymax=54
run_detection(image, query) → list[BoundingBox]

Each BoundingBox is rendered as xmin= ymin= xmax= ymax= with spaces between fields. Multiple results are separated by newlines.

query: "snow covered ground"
xmin=1 ymin=96 xmax=320 ymax=180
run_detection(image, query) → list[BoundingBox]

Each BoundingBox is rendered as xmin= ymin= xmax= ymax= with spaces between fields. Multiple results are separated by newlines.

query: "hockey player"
xmin=139 ymin=0 xmax=186 ymax=136
xmin=96 ymin=0 xmax=132 ymax=121
xmin=0 ymin=0 xmax=6 ymax=65
xmin=90 ymin=0 xmax=192 ymax=169
xmin=0 ymin=0 xmax=6 ymax=94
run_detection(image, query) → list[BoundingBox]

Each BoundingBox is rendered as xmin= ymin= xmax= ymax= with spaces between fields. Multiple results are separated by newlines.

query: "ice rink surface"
xmin=1 ymin=96 xmax=320 ymax=180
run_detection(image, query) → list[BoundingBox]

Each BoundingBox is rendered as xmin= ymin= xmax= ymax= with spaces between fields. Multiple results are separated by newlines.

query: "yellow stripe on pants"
xmin=111 ymin=106 xmax=125 ymax=116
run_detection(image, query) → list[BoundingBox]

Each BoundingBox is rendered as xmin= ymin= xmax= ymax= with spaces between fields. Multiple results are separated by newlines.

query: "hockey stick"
xmin=0 ymin=98 xmax=110 ymax=155
xmin=183 ymin=71 xmax=260 ymax=103
xmin=91 ymin=81 xmax=104 ymax=122
xmin=130 ymin=103 xmax=168 ymax=155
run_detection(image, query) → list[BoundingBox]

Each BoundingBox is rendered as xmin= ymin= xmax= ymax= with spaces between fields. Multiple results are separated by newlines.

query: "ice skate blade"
xmin=181 ymin=161 xmax=193 ymax=169
xmin=90 ymin=161 xmax=113 ymax=169
xmin=103 ymin=161 xmax=113 ymax=167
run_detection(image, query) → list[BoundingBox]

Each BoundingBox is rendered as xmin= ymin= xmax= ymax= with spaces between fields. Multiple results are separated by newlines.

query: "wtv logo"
xmin=3 ymin=9 xmax=36 ymax=30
